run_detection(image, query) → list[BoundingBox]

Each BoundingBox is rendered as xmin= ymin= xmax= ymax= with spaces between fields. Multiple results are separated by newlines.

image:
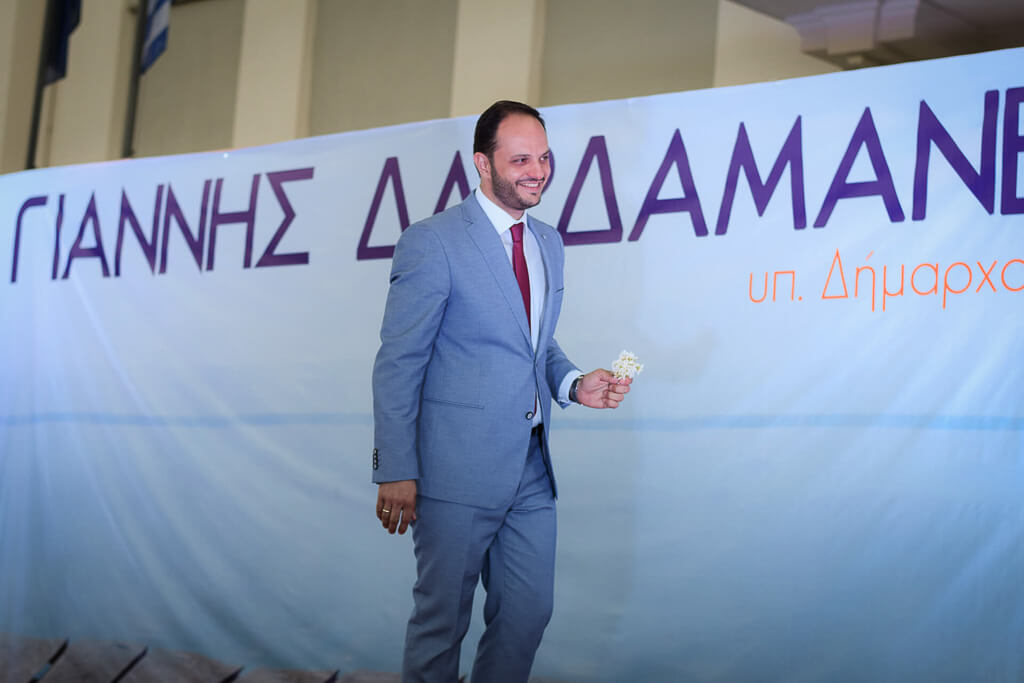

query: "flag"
xmin=140 ymin=0 xmax=170 ymax=73
xmin=43 ymin=0 xmax=82 ymax=84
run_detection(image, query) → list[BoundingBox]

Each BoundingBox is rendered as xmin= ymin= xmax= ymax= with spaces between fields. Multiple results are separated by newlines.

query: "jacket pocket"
xmin=422 ymin=396 xmax=484 ymax=410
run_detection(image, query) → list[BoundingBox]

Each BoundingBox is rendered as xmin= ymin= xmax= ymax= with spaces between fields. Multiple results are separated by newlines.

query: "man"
xmin=372 ymin=100 xmax=631 ymax=682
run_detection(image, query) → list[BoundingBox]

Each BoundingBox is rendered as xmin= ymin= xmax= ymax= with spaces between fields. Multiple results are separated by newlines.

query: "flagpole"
xmin=26 ymin=0 xmax=59 ymax=170
xmin=122 ymin=0 xmax=149 ymax=158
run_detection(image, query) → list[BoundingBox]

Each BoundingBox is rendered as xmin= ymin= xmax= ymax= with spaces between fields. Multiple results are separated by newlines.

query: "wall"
xmin=0 ymin=0 xmax=45 ymax=174
xmin=713 ymin=0 xmax=839 ymax=87
xmin=133 ymin=0 xmax=244 ymax=157
xmin=0 ymin=0 xmax=838 ymax=168
xmin=310 ymin=0 xmax=458 ymax=135
xmin=542 ymin=0 xmax=719 ymax=106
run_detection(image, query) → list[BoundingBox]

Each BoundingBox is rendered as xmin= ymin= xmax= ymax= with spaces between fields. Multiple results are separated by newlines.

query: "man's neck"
xmin=477 ymin=186 xmax=524 ymax=221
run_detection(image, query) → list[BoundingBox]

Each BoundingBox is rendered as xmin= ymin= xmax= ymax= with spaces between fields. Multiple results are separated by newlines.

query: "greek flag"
xmin=140 ymin=0 xmax=170 ymax=73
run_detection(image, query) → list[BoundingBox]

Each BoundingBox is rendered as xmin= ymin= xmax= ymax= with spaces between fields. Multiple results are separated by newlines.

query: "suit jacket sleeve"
xmin=540 ymin=223 xmax=577 ymax=407
xmin=371 ymin=225 xmax=450 ymax=483
xmin=546 ymin=337 xmax=577 ymax=408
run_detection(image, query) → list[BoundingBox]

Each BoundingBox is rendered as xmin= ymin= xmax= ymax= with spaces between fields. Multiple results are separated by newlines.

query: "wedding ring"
xmin=381 ymin=508 xmax=391 ymax=514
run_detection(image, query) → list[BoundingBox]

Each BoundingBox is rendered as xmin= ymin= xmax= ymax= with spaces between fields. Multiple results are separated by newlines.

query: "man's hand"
xmin=576 ymin=369 xmax=632 ymax=409
xmin=376 ymin=480 xmax=417 ymax=535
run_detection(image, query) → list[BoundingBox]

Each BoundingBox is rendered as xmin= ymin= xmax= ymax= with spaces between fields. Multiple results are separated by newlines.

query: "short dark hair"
xmin=473 ymin=100 xmax=545 ymax=158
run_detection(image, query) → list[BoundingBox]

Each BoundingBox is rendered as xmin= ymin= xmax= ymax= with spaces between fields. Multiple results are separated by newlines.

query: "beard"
xmin=490 ymin=166 xmax=542 ymax=212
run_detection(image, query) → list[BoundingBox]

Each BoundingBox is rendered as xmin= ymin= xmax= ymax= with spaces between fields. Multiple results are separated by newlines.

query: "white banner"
xmin=2 ymin=47 xmax=1022 ymax=681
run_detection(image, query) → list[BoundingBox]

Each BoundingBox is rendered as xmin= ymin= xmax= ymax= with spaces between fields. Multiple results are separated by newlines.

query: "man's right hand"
xmin=376 ymin=480 xmax=417 ymax=535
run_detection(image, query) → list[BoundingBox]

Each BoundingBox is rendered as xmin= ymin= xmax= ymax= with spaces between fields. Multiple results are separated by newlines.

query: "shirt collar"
xmin=475 ymin=188 xmax=530 ymax=237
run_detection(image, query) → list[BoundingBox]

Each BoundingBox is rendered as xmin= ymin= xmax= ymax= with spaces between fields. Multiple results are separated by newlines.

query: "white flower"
xmin=612 ymin=350 xmax=643 ymax=380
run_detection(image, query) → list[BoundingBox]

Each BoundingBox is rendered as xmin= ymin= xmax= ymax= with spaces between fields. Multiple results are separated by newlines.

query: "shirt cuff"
xmin=558 ymin=369 xmax=582 ymax=405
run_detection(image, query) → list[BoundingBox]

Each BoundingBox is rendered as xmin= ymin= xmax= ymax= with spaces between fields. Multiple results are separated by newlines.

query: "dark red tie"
xmin=510 ymin=222 xmax=530 ymax=329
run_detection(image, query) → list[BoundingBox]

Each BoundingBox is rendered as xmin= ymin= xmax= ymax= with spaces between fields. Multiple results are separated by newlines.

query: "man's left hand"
xmin=576 ymin=369 xmax=632 ymax=409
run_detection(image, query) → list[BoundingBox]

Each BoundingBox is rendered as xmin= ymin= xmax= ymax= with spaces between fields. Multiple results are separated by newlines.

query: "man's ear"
xmin=473 ymin=152 xmax=490 ymax=178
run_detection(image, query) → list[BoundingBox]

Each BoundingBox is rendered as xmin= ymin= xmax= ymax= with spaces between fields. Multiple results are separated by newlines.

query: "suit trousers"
xmin=403 ymin=429 xmax=557 ymax=683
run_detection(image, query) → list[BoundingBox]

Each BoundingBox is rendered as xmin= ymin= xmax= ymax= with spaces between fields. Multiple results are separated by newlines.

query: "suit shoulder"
xmin=411 ymin=204 xmax=464 ymax=233
xmin=405 ymin=201 xmax=470 ymax=236
xmin=391 ymin=208 xmax=461 ymax=259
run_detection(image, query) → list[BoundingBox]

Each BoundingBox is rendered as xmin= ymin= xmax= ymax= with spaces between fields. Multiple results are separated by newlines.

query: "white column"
xmin=232 ymin=0 xmax=316 ymax=148
xmin=449 ymin=0 xmax=546 ymax=117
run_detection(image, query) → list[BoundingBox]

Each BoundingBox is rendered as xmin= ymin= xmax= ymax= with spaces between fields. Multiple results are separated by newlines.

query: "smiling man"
xmin=371 ymin=100 xmax=631 ymax=682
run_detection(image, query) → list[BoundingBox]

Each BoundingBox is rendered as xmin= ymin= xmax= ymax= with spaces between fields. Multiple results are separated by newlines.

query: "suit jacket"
xmin=372 ymin=194 xmax=576 ymax=509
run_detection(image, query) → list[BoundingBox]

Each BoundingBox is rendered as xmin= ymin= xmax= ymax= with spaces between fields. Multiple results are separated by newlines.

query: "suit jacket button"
xmin=525 ymin=411 xmax=534 ymax=419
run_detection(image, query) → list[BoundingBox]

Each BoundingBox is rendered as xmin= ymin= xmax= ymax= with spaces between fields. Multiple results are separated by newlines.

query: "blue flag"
xmin=140 ymin=0 xmax=170 ymax=73
xmin=43 ymin=0 xmax=81 ymax=84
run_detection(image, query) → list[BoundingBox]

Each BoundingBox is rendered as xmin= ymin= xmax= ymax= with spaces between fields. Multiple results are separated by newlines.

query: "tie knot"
xmin=510 ymin=222 xmax=524 ymax=244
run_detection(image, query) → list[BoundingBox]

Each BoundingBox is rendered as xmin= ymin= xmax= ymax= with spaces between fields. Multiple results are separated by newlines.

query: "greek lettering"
xmin=942 ymin=262 xmax=971 ymax=309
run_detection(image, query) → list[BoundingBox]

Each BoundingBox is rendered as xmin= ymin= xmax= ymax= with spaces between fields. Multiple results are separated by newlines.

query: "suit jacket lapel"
xmin=463 ymin=198 xmax=532 ymax=347
xmin=528 ymin=218 xmax=557 ymax=356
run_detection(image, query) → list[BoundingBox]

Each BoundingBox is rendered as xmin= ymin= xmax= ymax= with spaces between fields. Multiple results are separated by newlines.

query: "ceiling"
xmin=731 ymin=0 xmax=1024 ymax=67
